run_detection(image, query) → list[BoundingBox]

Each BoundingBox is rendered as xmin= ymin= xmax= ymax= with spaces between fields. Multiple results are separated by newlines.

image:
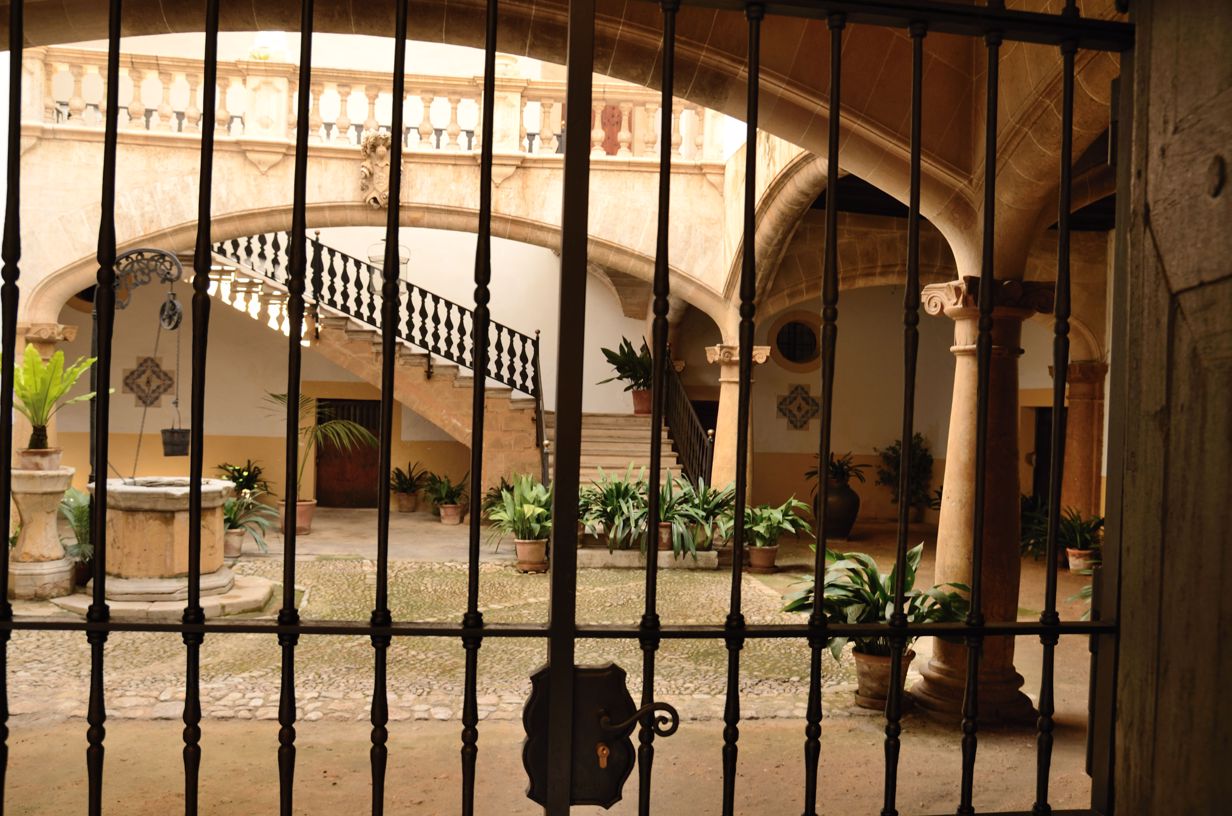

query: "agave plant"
xmin=783 ymin=542 xmax=970 ymax=658
xmin=264 ymin=393 xmax=377 ymax=501
xmin=10 ymin=346 xmax=99 ymax=449
xmin=579 ymin=465 xmax=648 ymax=551
xmin=676 ymin=477 xmax=735 ymax=551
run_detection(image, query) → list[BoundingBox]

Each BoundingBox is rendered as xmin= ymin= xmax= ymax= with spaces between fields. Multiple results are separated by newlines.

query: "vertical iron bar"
xmin=182 ymin=2 xmax=221 ymax=812
xmin=0 ymin=2 xmax=22 ymax=807
xmin=639 ymin=3 xmax=678 ymax=812
xmin=461 ymin=0 xmax=498 ymax=812
xmin=370 ymin=3 xmax=408 ymax=813
xmin=545 ymin=0 xmax=595 ymax=811
xmin=278 ymin=0 xmax=316 ymax=812
xmin=86 ymin=2 xmax=123 ymax=812
xmin=723 ymin=5 xmax=762 ymax=814
xmin=957 ymin=24 xmax=1003 ymax=816
xmin=1033 ymin=5 xmax=1077 ymax=812
xmin=880 ymin=21 xmax=925 ymax=816
xmin=802 ymin=14 xmax=844 ymax=816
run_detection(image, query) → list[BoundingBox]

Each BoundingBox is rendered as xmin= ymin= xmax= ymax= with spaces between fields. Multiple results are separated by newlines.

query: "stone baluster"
xmin=364 ymin=85 xmax=379 ymax=134
xmin=215 ymin=77 xmax=230 ymax=136
xmin=286 ymin=77 xmax=298 ymax=141
xmin=590 ymin=102 xmax=605 ymax=157
xmin=692 ymin=103 xmax=705 ymax=159
xmin=308 ymin=82 xmax=324 ymax=143
xmin=519 ymin=96 xmax=529 ymax=152
xmin=128 ymin=69 xmax=147 ymax=130
xmin=418 ymin=93 xmax=435 ymax=148
xmin=445 ymin=97 xmax=461 ymax=150
xmin=538 ymin=99 xmax=556 ymax=154
xmin=184 ymin=72 xmax=201 ymax=132
xmin=20 ymin=47 xmax=47 ymax=123
xmin=155 ymin=70 xmax=174 ymax=131
xmin=66 ymin=63 xmax=86 ymax=125
xmin=616 ymin=101 xmax=633 ymax=157
xmin=641 ymin=101 xmax=658 ymax=157
xmin=334 ymin=83 xmax=352 ymax=144
xmin=40 ymin=57 xmax=57 ymax=123
xmin=670 ymin=102 xmax=682 ymax=157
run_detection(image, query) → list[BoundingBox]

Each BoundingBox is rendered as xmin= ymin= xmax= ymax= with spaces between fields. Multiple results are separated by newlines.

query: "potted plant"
xmin=217 ymin=459 xmax=271 ymax=493
xmin=481 ymin=476 xmax=516 ymax=520
xmin=59 ymin=487 xmax=93 ymax=587
xmin=805 ymin=452 xmax=870 ymax=540
xmin=874 ymin=434 xmax=935 ymax=523
xmin=1060 ymin=508 xmax=1103 ymax=571
xmin=265 ymin=393 xmax=377 ymax=534
xmin=580 ymin=466 xmax=647 ymax=551
xmin=652 ymin=475 xmax=704 ymax=557
xmin=1019 ymin=494 xmax=1049 ymax=561
xmin=390 ymin=462 xmax=430 ymax=513
xmin=735 ymin=497 xmax=812 ymax=573
xmin=598 ymin=337 xmax=654 ymax=415
xmin=223 ymin=489 xmax=278 ymax=561
xmin=783 ymin=542 xmax=970 ymax=710
xmin=426 ymin=471 xmax=469 ymax=525
xmin=10 ymin=346 xmax=99 ymax=470
xmin=486 ymin=474 xmax=552 ymax=573
xmin=678 ymin=477 xmax=735 ymax=553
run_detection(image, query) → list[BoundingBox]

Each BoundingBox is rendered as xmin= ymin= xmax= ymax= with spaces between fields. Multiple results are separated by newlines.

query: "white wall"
xmin=315 ymin=226 xmax=648 ymax=414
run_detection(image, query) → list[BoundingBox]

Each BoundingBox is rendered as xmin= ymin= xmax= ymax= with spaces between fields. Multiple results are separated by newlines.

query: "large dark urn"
xmin=824 ymin=478 xmax=861 ymax=540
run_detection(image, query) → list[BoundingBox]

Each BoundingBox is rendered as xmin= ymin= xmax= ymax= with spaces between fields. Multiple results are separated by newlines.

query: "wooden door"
xmin=314 ymin=398 xmax=380 ymax=508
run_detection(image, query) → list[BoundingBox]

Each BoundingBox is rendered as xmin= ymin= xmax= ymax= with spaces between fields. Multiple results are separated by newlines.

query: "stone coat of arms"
xmin=359 ymin=131 xmax=393 ymax=209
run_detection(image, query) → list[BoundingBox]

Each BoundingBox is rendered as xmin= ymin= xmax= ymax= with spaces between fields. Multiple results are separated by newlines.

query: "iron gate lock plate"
xmin=522 ymin=663 xmax=679 ymax=808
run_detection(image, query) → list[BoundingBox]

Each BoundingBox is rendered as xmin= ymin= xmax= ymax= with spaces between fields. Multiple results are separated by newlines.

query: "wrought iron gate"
xmin=0 ymin=0 xmax=1133 ymax=814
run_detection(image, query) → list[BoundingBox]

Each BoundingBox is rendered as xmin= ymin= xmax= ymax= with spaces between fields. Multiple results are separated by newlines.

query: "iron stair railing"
xmin=213 ymin=230 xmax=544 ymax=405
xmin=661 ymin=348 xmax=713 ymax=484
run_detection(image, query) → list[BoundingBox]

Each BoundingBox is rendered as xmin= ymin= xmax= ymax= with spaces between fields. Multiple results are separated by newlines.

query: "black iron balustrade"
xmin=661 ymin=348 xmax=712 ymax=484
xmin=212 ymin=231 xmax=540 ymax=399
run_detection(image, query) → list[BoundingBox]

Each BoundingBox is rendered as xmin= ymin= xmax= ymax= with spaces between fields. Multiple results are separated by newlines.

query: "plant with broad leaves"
xmin=486 ymin=474 xmax=553 ymax=544
xmin=874 ymin=434 xmax=935 ymax=511
xmin=579 ymin=465 xmax=648 ymax=551
xmin=217 ymin=459 xmax=270 ymax=493
xmin=59 ymin=487 xmax=93 ymax=563
xmin=390 ymin=461 xmax=430 ymax=495
xmin=223 ymin=489 xmax=278 ymax=554
xmin=717 ymin=497 xmax=813 ymax=549
xmin=597 ymin=337 xmax=653 ymax=392
xmin=9 ymin=346 xmax=100 ymax=449
xmin=264 ymin=393 xmax=378 ymax=501
xmin=425 ymin=471 xmax=469 ymax=506
xmin=677 ymin=477 xmax=736 ymax=551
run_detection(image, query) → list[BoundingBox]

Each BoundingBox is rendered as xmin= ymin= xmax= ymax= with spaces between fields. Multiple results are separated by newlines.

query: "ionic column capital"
xmin=922 ymin=276 xmax=1055 ymax=321
xmin=706 ymin=344 xmax=770 ymax=383
xmin=18 ymin=322 xmax=78 ymax=349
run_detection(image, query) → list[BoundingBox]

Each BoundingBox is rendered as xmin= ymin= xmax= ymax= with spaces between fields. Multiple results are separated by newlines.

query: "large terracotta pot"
xmin=1067 ymin=547 xmax=1100 ymax=572
xmin=439 ymin=504 xmax=464 ymax=525
xmin=16 ymin=447 xmax=62 ymax=471
xmin=824 ymin=480 xmax=861 ymax=540
xmin=395 ymin=492 xmax=418 ymax=513
xmin=515 ymin=539 xmax=549 ymax=573
xmin=747 ymin=545 xmax=778 ymax=573
xmin=631 ymin=389 xmax=651 ymax=415
xmin=224 ymin=528 xmax=245 ymax=561
xmin=853 ymin=649 xmax=916 ymax=710
xmin=279 ymin=499 xmax=317 ymax=535
xmin=657 ymin=522 xmax=673 ymax=552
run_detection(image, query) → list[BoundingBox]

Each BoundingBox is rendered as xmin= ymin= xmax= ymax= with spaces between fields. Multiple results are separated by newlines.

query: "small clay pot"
xmin=515 ymin=538 xmax=549 ymax=573
xmin=16 ymin=447 xmax=62 ymax=471
xmin=278 ymin=499 xmax=317 ymax=535
xmin=853 ymin=649 xmax=916 ymax=710
xmin=224 ymin=528 xmax=245 ymax=561
xmin=631 ymin=389 xmax=651 ymax=415
xmin=657 ymin=522 xmax=673 ymax=552
xmin=395 ymin=492 xmax=417 ymax=513
xmin=439 ymin=504 xmax=464 ymax=525
xmin=747 ymin=545 xmax=779 ymax=573
xmin=1067 ymin=547 xmax=1100 ymax=572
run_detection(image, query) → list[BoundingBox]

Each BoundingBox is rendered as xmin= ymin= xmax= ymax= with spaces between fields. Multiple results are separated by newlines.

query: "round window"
xmin=775 ymin=320 xmax=819 ymax=364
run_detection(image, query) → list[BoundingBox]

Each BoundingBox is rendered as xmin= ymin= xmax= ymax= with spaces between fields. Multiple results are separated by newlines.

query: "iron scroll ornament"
xmin=113 ymin=247 xmax=184 ymax=309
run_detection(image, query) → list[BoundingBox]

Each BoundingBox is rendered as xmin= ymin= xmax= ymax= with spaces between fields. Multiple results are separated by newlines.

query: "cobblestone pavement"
xmin=10 ymin=558 xmax=865 ymax=725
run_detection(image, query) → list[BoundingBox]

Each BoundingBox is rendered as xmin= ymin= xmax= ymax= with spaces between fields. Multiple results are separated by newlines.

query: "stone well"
xmin=9 ymin=467 xmax=76 ymax=600
xmin=89 ymin=478 xmax=234 ymax=602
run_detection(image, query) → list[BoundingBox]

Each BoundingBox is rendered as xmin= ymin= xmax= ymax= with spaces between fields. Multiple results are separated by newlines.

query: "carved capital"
xmin=705 ymin=344 xmax=770 ymax=366
xmin=18 ymin=322 xmax=78 ymax=346
xmin=922 ymin=276 xmax=1055 ymax=319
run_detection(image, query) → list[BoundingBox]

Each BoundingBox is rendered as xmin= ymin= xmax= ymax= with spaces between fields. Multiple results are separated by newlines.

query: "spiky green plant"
xmin=424 ymin=471 xmax=469 ymax=506
xmin=486 ymin=474 xmax=552 ymax=544
xmin=579 ymin=465 xmax=647 ymax=551
xmin=597 ymin=337 xmax=653 ymax=392
xmin=677 ymin=477 xmax=736 ymax=551
xmin=223 ymin=489 xmax=278 ymax=553
xmin=264 ymin=393 xmax=377 ymax=501
xmin=59 ymin=487 xmax=93 ymax=563
xmin=391 ymin=461 xmax=430 ymax=495
xmin=10 ymin=346 xmax=98 ymax=449
xmin=718 ymin=497 xmax=812 ymax=549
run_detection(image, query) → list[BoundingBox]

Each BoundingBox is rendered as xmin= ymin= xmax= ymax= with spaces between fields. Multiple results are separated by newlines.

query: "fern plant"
xmin=10 ymin=346 xmax=99 ymax=449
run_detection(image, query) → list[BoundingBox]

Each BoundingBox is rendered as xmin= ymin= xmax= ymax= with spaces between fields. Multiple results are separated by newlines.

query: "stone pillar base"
xmin=87 ymin=565 xmax=235 ymax=603
xmin=911 ymin=653 xmax=1036 ymax=725
xmin=9 ymin=558 xmax=76 ymax=600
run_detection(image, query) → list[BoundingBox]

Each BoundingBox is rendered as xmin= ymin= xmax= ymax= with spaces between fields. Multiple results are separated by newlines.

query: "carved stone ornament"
xmin=359 ymin=130 xmax=393 ymax=209
xmin=705 ymin=344 xmax=771 ymax=365
xmin=922 ymin=276 xmax=1055 ymax=318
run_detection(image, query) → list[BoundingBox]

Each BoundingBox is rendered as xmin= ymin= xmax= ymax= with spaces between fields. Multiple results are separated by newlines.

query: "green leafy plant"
xmin=783 ymin=542 xmax=970 ymax=657
xmin=217 ymin=459 xmax=270 ymax=493
xmin=486 ymin=474 xmax=553 ymax=543
xmin=482 ymin=475 xmax=516 ymax=515
xmin=580 ymin=466 xmax=648 ymax=551
xmin=719 ymin=497 xmax=812 ymax=549
xmin=804 ymin=452 xmax=870 ymax=515
xmin=597 ymin=337 xmax=653 ymax=392
xmin=10 ymin=346 xmax=99 ymax=449
xmin=264 ymin=393 xmax=377 ymax=501
xmin=1020 ymin=499 xmax=1104 ymax=559
xmin=677 ymin=477 xmax=736 ymax=551
xmin=652 ymin=474 xmax=705 ymax=558
xmin=1069 ymin=569 xmax=1095 ymax=621
xmin=874 ymin=434 xmax=935 ymax=512
xmin=59 ymin=487 xmax=93 ymax=563
xmin=224 ymin=489 xmax=278 ymax=553
xmin=390 ymin=461 xmax=430 ymax=495
xmin=425 ymin=471 xmax=469 ymax=506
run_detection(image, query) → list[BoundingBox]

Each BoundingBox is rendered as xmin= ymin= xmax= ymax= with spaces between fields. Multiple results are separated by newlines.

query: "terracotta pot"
xmin=395 ymin=492 xmax=417 ymax=513
xmin=439 ymin=504 xmax=464 ymax=525
xmin=1067 ymin=547 xmax=1100 ymax=572
xmin=853 ymin=649 xmax=916 ymax=710
xmin=823 ymin=480 xmax=861 ymax=540
xmin=278 ymin=499 xmax=317 ymax=535
xmin=631 ymin=388 xmax=651 ymax=415
xmin=657 ymin=522 xmax=673 ymax=552
xmin=747 ymin=545 xmax=779 ymax=573
xmin=224 ymin=528 xmax=245 ymax=560
xmin=16 ymin=447 xmax=62 ymax=471
xmin=515 ymin=538 xmax=549 ymax=573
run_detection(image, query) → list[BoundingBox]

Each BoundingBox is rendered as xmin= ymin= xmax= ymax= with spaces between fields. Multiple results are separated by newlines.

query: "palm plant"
xmin=391 ymin=461 xmax=430 ymax=495
xmin=10 ymin=346 xmax=99 ymax=449
xmin=224 ymin=489 xmax=278 ymax=553
xmin=783 ymin=542 xmax=970 ymax=657
xmin=486 ymin=475 xmax=552 ymax=543
xmin=59 ymin=487 xmax=93 ymax=563
xmin=597 ymin=337 xmax=653 ymax=391
xmin=265 ymin=393 xmax=377 ymax=501
xmin=579 ymin=466 xmax=647 ymax=551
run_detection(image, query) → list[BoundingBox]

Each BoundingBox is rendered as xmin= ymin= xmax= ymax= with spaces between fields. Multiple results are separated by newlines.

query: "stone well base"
xmin=8 ymin=558 xmax=75 ymax=600
xmin=51 ymin=575 xmax=274 ymax=621
xmin=86 ymin=565 xmax=236 ymax=603
xmin=576 ymin=549 xmax=719 ymax=570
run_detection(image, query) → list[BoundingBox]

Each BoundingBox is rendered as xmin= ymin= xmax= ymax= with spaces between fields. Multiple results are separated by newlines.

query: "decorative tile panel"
xmin=122 ymin=356 xmax=174 ymax=408
xmin=776 ymin=384 xmax=820 ymax=430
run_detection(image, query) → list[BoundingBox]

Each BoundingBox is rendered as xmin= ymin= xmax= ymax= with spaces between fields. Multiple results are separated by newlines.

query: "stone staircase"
xmin=543 ymin=412 xmax=685 ymax=485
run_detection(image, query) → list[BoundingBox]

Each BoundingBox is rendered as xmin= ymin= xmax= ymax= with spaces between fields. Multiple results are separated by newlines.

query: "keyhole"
xmin=596 ymin=742 xmax=610 ymax=769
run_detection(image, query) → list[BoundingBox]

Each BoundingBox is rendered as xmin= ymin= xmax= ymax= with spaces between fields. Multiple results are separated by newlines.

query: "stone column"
xmin=14 ymin=323 xmax=79 ymax=454
xmin=9 ymin=467 xmax=76 ymax=599
xmin=705 ymin=344 xmax=769 ymax=491
xmin=912 ymin=277 xmax=1053 ymax=724
xmin=1061 ymin=360 xmax=1108 ymax=516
